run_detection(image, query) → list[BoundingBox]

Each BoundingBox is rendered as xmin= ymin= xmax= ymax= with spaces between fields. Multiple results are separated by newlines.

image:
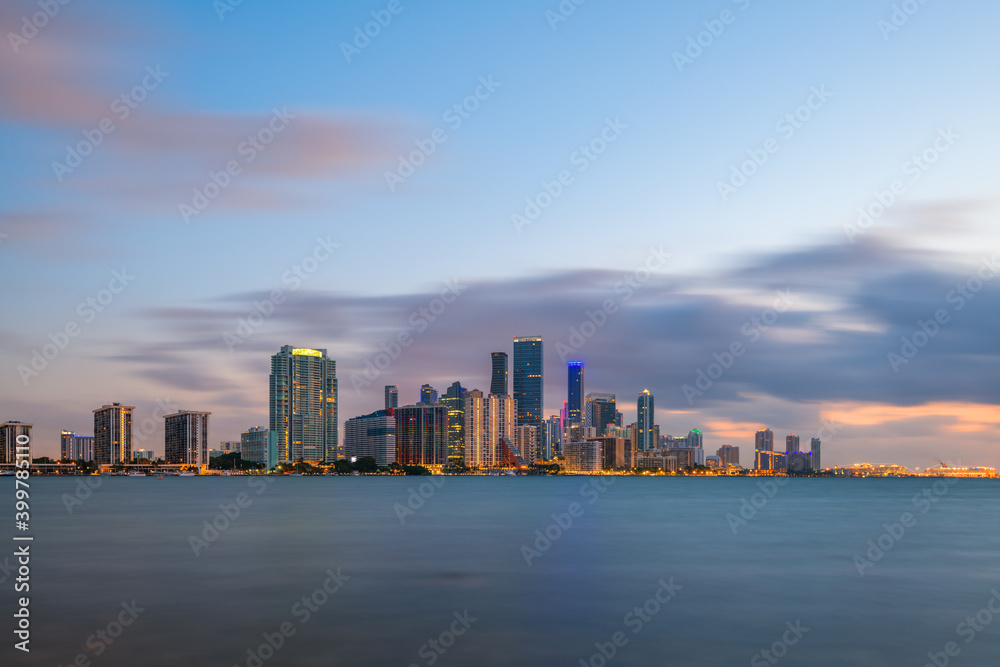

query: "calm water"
xmin=6 ymin=476 xmax=1000 ymax=666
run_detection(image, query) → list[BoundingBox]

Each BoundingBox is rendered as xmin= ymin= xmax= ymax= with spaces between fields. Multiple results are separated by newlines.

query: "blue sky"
xmin=1 ymin=0 xmax=998 ymax=466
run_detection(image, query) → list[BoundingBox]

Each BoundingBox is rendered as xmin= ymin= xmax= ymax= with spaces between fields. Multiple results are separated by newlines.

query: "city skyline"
xmin=9 ymin=341 xmax=851 ymax=470
xmin=2 ymin=1 xmax=998 ymax=471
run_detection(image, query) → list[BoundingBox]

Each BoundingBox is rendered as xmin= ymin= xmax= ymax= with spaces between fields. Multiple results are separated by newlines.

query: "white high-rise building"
xmin=464 ymin=390 xmax=517 ymax=468
xmin=270 ymin=346 xmax=338 ymax=463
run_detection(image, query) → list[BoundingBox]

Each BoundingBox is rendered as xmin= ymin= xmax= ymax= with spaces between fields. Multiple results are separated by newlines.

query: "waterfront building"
xmin=269 ymin=346 xmax=338 ymax=463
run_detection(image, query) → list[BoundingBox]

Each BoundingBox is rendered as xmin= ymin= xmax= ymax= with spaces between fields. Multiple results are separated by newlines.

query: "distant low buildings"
xmin=241 ymin=426 xmax=278 ymax=470
xmin=61 ymin=430 xmax=94 ymax=461
xmin=564 ymin=440 xmax=601 ymax=473
xmin=635 ymin=453 xmax=678 ymax=473
xmin=717 ymin=444 xmax=740 ymax=467
xmin=344 ymin=410 xmax=396 ymax=467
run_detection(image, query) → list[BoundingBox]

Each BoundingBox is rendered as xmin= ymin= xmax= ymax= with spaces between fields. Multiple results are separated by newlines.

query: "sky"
xmin=1 ymin=0 xmax=998 ymax=468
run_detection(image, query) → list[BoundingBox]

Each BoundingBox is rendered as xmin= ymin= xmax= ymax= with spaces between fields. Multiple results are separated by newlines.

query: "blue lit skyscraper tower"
xmin=567 ymin=361 xmax=585 ymax=425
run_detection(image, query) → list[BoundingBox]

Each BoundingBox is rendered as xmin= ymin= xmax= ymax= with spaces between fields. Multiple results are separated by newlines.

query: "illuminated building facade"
xmin=585 ymin=392 xmax=618 ymax=436
xmin=513 ymin=336 xmax=543 ymax=428
xmin=464 ymin=390 xmax=517 ymax=468
xmin=567 ymin=361 xmax=585 ymax=425
xmin=269 ymin=346 xmax=338 ymax=463
xmin=61 ymin=430 xmax=94 ymax=461
xmin=637 ymin=389 xmax=655 ymax=451
xmin=93 ymin=403 xmax=133 ymax=465
xmin=441 ymin=381 xmax=467 ymax=465
xmin=394 ymin=403 xmax=448 ymax=467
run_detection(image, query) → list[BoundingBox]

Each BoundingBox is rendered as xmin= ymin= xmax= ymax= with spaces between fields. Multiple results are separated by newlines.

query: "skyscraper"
xmin=754 ymin=428 xmax=775 ymax=470
xmin=93 ymin=403 xmax=133 ymax=465
xmin=0 ymin=421 xmax=32 ymax=465
xmin=60 ymin=430 xmax=94 ymax=461
xmin=688 ymin=428 xmax=704 ymax=465
xmin=513 ymin=336 xmax=543 ymax=428
xmin=344 ymin=410 xmax=396 ymax=467
xmin=811 ymin=438 xmax=822 ymax=471
xmin=637 ymin=389 xmax=654 ymax=451
xmin=567 ymin=361 xmax=585 ymax=424
xmin=464 ymin=389 xmax=517 ymax=468
xmin=717 ymin=444 xmax=740 ymax=467
xmin=490 ymin=352 xmax=508 ymax=396
xmin=385 ymin=385 xmax=398 ymax=410
xmin=545 ymin=415 xmax=562 ymax=458
xmin=786 ymin=434 xmax=800 ymax=453
xmin=755 ymin=428 xmax=774 ymax=452
xmin=269 ymin=346 xmax=338 ymax=463
xmin=164 ymin=410 xmax=211 ymax=466
xmin=441 ymin=381 xmax=467 ymax=466
xmin=420 ymin=384 xmax=438 ymax=405
xmin=394 ymin=403 xmax=448 ymax=467
xmin=585 ymin=392 xmax=617 ymax=436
